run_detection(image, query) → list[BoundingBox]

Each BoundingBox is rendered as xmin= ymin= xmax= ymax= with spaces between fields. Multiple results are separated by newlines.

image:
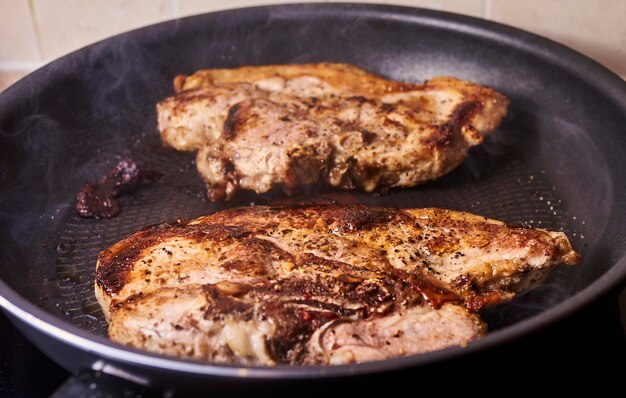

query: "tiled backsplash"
xmin=1 ymin=0 xmax=625 ymax=90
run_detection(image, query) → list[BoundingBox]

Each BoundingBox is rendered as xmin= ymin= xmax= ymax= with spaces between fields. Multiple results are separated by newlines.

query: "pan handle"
xmin=50 ymin=368 xmax=159 ymax=398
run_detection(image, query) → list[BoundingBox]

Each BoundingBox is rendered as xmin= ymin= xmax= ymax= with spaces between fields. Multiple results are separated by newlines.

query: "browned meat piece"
xmin=95 ymin=205 xmax=578 ymax=365
xmin=157 ymin=63 xmax=508 ymax=200
xmin=76 ymin=159 xmax=163 ymax=218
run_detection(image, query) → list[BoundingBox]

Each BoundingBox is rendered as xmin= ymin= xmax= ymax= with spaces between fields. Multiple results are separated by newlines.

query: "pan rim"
xmin=1 ymin=259 xmax=625 ymax=378
xmin=0 ymin=2 xmax=625 ymax=379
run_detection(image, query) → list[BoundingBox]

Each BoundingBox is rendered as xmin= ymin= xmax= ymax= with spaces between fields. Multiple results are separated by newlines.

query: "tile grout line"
xmin=27 ymin=0 xmax=45 ymax=62
xmin=483 ymin=0 xmax=492 ymax=20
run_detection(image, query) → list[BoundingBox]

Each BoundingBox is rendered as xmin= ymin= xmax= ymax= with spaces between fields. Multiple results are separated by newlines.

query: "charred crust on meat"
xmin=110 ymin=292 xmax=145 ymax=312
xmin=422 ymin=101 xmax=481 ymax=149
xmin=262 ymin=303 xmax=334 ymax=363
xmin=282 ymin=145 xmax=328 ymax=190
xmin=218 ymin=237 xmax=294 ymax=275
xmin=322 ymin=204 xmax=397 ymax=232
xmin=220 ymin=258 xmax=266 ymax=275
xmin=346 ymin=95 xmax=377 ymax=106
xmin=465 ymin=291 xmax=504 ymax=312
xmin=223 ymin=160 xmax=235 ymax=174
xmin=451 ymin=274 xmax=470 ymax=288
xmin=97 ymin=221 xmax=251 ymax=294
xmin=303 ymin=97 xmax=320 ymax=109
xmin=245 ymin=237 xmax=294 ymax=261
xmin=336 ymin=122 xmax=376 ymax=146
xmin=380 ymin=103 xmax=394 ymax=113
xmin=389 ymin=267 xmax=459 ymax=309
xmin=222 ymin=103 xmax=243 ymax=139
xmin=360 ymin=129 xmax=376 ymax=145
xmin=504 ymin=222 xmax=534 ymax=230
xmin=382 ymin=117 xmax=407 ymax=133
xmin=203 ymin=284 xmax=253 ymax=319
xmin=250 ymin=276 xmax=381 ymax=316
xmin=299 ymin=252 xmax=372 ymax=278
xmin=349 ymin=95 xmax=367 ymax=104
xmin=206 ymin=158 xmax=240 ymax=201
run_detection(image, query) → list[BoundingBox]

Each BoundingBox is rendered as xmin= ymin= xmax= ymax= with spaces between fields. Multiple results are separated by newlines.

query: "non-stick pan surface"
xmin=0 ymin=3 xmax=625 ymax=391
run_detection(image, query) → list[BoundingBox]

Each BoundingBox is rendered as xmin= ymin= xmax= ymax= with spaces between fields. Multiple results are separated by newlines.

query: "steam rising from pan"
xmin=0 ymin=5 xmax=620 ymax=373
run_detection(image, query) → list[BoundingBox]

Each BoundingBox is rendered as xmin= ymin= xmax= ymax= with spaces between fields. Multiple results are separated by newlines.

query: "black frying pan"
xmin=0 ymin=3 xmax=625 ymax=394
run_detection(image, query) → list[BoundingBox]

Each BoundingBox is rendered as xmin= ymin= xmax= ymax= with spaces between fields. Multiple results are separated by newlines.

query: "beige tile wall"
xmin=32 ymin=0 xmax=174 ymax=61
xmin=490 ymin=0 xmax=626 ymax=82
xmin=0 ymin=0 xmax=625 ymax=91
xmin=0 ymin=0 xmax=40 ymax=65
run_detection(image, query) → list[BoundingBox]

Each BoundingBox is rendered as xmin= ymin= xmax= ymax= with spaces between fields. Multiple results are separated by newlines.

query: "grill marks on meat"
xmin=96 ymin=205 xmax=579 ymax=365
xmin=157 ymin=63 xmax=508 ymax=200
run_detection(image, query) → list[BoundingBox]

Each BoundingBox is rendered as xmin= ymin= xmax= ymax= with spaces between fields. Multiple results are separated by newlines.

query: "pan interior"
xmin=0 ymin=5 xmax=622 ymax=357
xmin=39 ymin=133 xmax=596 ymax=336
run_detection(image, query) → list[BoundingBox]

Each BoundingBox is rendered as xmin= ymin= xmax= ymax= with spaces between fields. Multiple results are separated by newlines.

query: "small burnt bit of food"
xmin=76 ymin=159 xmax=163 ymax=218
xmin=75 ymin=183 xmax=120 ymax=219
xmin=97 ymin=204 xmax=579 ymax=365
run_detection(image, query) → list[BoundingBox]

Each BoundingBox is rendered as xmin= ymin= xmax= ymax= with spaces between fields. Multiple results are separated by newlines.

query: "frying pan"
xmin=0 ymin=3 xmax=625 ymax=394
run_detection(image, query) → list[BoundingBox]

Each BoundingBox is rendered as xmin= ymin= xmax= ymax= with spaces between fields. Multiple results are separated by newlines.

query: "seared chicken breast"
xmin=157 ymin=63 xmax=508 ymax=200
xmin=96 ymin=205 xmax=578 ymax=365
